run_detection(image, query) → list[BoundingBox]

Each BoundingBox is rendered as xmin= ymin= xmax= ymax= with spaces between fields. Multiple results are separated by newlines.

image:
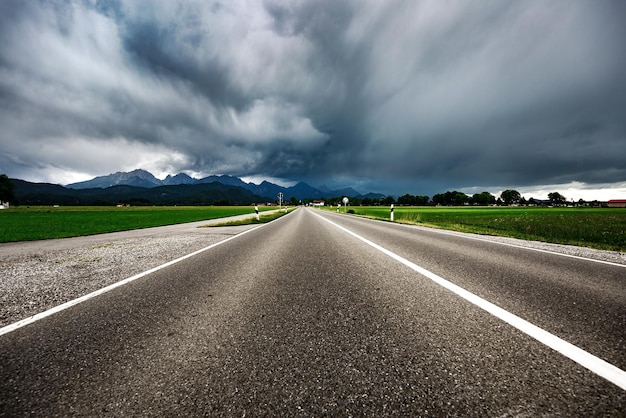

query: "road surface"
xmin=1 ymin=207 xmax=625 ymax=416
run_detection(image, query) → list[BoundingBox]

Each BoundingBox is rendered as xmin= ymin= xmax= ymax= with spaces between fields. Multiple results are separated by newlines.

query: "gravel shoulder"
xmin=1 ymin=211 xmax=624 ymax=329
xmin=0 ymin=214 xmax=261 ymax=328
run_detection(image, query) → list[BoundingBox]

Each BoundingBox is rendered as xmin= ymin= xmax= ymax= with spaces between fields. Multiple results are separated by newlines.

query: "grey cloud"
xmin=1 ymin=0 xmax=625 ymax=198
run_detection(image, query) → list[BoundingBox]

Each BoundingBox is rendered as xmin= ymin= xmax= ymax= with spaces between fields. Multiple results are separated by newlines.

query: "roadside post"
xmin=254 ymin=204 xmax=259 ymax=221
xmin=390 ymin=203 xmax=394 ymax=221
xmin=277 ymin=192 xmax=283 ymax=211
xmin=342 ymin=197 xmax=349 ymax=213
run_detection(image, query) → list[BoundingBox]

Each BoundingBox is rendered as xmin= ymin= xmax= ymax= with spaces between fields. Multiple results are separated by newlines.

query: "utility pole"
xmin=277 ymin=192 xmax=283 ymax=210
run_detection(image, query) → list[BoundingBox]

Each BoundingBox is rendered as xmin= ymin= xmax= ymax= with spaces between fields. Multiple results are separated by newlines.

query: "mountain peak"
xmin=129 ymin=168 xmax=151 ymax=174
xmin=67 ymin=168 xmax=160 ymax=189
xmin=163 ymin=172 xmax=195 ymax=185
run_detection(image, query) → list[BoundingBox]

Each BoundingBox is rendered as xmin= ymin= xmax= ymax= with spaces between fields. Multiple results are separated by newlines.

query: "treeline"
xmin=321 ymin=190 xmax=598 ymax=207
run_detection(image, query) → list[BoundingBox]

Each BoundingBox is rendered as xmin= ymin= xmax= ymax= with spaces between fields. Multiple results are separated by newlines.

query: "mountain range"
xmin=9 ymin=169 xmax=383 ymax=206
xmin=66 ymin=169 xmax=378 ymax=201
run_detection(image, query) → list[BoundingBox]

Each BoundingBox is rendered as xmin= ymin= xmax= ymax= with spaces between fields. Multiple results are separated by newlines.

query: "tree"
xmin=0 ymin=174 xmax=15 ymax=203
xmin=500 ymin=189 xmax=521 ymax=205
xmin=398 ymin=194 xmax=416 ymax=205
xmin=548 ymin=192 xmax=566 ymax=205
xmin=415 ymin=195 xmax=430 ymax=206
xmin=471 ymin=191 xmax=496 ymax=206
xmin=396 ymin=194 xmax=430 ymax=206
xmin=433 ymin=191 xmax=469 ymax=206
xmin=382 ymin=195 xmax=396 ymax=205
xmin=454 ymin=192 xmax=469 ymax=205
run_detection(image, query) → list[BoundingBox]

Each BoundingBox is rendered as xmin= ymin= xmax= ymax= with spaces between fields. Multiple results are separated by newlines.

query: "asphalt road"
xmin=1 ymin=207 xmax=625 ymax=416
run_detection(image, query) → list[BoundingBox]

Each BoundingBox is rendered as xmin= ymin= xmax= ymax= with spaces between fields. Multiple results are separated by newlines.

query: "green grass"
xmin=207 ymin=208 xmax=296 ymax=227
xmin=330 ymin=206 xmax=626 ymax=251
xmin=4 ymin=205 xmax=625 ymax=251
xmin=0 ymin=206 xmax=275 ymax=242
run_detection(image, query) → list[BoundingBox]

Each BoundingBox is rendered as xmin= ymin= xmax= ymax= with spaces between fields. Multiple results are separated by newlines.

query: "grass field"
xmin=3 ymin=205 xmax=625 ymax=251
xmin=0 ymin=206 xmax=276 ymax=243
xmin=327 ymin=206 xmax=626 ymax=251
xmin=207 ymin=208 xmax=296 ymax=227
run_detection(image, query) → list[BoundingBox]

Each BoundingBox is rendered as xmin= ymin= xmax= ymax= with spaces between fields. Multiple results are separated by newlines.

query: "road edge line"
xmin=0 ymin=223 xmax=268 ymax=337
xmin=313 ymin=210 xmax=626 ymax=392
xmin=331 ymin=210 xmax=626 ymax=268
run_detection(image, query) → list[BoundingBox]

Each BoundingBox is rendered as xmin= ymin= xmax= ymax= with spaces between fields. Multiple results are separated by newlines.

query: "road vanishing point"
xmin=1 ymin=207 xmax=625 ymax=416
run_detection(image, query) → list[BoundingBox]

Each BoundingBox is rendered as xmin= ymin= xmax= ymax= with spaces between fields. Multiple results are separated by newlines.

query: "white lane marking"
xmin=0 ymin=223 xmax=268 ymax=337
xmin=408 ymin=223 xmax=626 ymax=269
xmin=345 ymin=212 xmax=626 ymax=268
xmin=313 ymin=210 xmax=626 ymax=391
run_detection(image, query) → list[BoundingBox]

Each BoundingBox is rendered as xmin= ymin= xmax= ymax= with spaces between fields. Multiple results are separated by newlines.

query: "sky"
xmin=1 ymin=0 xmax=625 ymax=201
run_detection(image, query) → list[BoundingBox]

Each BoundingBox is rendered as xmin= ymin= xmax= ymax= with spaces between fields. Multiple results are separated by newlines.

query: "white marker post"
xmin=390 ymin=203 xmax=394 ymax=221
xmin=342 ymin=197 xmax=349 ymax=213
xmin=254 ymin=204 xmax=259 ymax=221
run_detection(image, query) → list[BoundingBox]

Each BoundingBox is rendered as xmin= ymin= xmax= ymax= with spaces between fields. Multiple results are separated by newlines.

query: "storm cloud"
xmin=1 ymin=0 xmax=625 ymax=199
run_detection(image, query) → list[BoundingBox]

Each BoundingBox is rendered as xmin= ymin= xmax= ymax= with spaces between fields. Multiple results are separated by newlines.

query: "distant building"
xmin=311 ymin=200 xmax=325 ymax=207
xmin=607 ymin=199 xmax=626 ymax=208
xmin=0 ymin=201 xmax=8 ymax=209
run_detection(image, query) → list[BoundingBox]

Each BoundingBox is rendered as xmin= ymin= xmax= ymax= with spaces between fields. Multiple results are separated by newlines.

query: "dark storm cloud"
xmin=1 ymin=0 xmax=625 ymax=198
xmin=258 ymin=0 xmax=626 ymax=193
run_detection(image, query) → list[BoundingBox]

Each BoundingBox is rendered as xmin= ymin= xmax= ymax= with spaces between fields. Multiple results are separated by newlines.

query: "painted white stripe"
xmin=0 ymin=223 xmax=267 ymax=337
xmin=355 ymin=212 xmax=626 ymax=268
xmin=405 ymin=222 xmax=626 ymax=269
xmin=313 ymin=210 xmax=626 ymax=391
